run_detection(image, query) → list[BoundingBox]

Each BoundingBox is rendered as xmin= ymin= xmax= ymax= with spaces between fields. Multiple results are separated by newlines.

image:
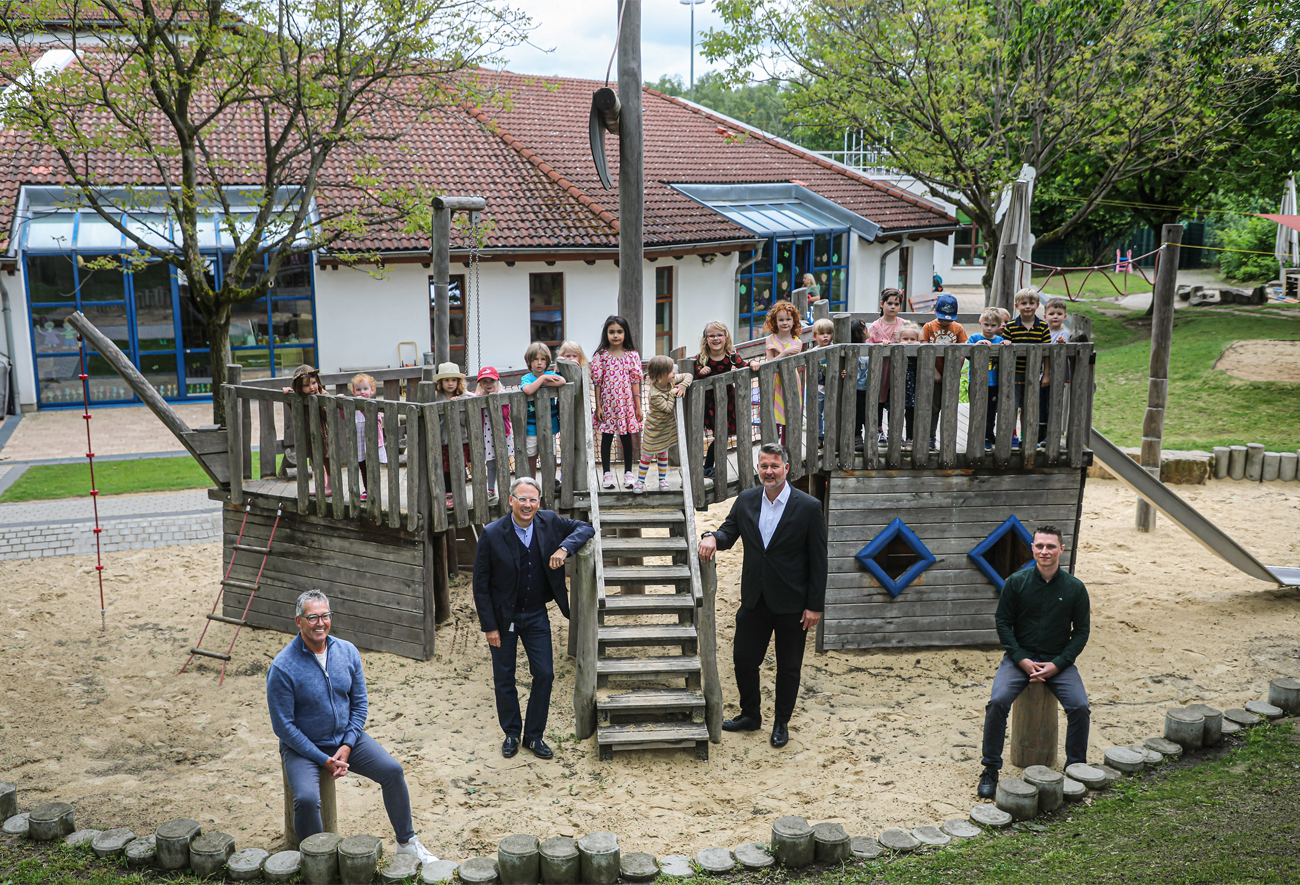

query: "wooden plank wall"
xmin=221 ymin=501 xmax=434 ymax=660
xmin=822 ymin=467 xmax=1085 ymax=651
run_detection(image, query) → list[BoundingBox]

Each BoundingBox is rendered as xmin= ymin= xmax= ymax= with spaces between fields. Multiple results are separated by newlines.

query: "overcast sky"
xmin=496 ymin=0 xmax=730 ymax=85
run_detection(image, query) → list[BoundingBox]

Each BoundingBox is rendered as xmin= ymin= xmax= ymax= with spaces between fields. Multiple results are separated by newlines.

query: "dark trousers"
xmin=734 ymin=596 xmax=809 ymax=724
xmin=600 ymin=432 xmax=635 ymax=475
xmin=282 ymin=731 xmax=413 ymax=844
xmin=488 ymin=606 xmax=554 ymax=742
xmin=981 ymin=654 xmax=1090 ymax=770
xmin=982 ymin=387 xmax=999 ymax=445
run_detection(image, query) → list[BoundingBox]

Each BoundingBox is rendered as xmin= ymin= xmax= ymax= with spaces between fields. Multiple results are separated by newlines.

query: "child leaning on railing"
xmin=634 ymin=355 xmax=692 ymax=493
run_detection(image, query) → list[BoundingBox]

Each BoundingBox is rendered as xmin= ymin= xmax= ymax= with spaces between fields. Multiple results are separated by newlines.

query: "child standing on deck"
xmin=808 ymin=317 xmax=836 ymax=439
xmin=466 ymin=366 xmax=511 ymax=504
xmin=693 ymin=321 xmax=758 ymax=479
xmin=591 ymin=315 xmax=643 ymax=489
xmin=868 ymin=288 xmax=905 ymax=444
xmin=288 ymin=364 xmax=331 ymax=496
xmin=349 ymin=373 xmax=387 ymax=501
xmin=634 ymin=356 xmax=692 ymax=492
xmin=557 ymin=340 xmax=588 ymax=369
xmin=1042 ymin=298 xmax=1072 ymax=444
xmin=431 ymin=362 xmax=467 ymax=509
xmin=1003 ymin=287 xmax=1052 ymax=446
xmin=896 ymin=321 xmax=921 ymax=446
xmin=967 ymin=308 xmax=1009 ymax=448
xmin=764 ymin=300 xmax=803 ymax=444
xmin=520 ymin=342 xmax=565 ymax=479
xmin=920 ymin=293 xmax=968 ymax=448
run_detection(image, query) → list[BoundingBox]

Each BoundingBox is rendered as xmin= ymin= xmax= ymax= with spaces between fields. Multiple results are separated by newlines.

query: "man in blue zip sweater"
xmin=267 ymin=589 xmax=436 ymax=864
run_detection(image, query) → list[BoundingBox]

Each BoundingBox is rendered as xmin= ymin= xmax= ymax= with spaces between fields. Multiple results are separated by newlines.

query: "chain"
xmin=471 ymin=213 xmax=482 ymax=372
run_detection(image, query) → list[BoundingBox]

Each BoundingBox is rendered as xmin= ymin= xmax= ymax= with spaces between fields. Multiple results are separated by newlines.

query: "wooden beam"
xmin=1137 ymin=224 xmax=1183 ymax=532
xmin=617 ymin=0 xmax=644 ymax=347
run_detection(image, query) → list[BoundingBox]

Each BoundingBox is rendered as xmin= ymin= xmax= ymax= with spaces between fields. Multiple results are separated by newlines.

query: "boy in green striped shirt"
xmin=1003 ymin=287 xmax=1052 ymax=446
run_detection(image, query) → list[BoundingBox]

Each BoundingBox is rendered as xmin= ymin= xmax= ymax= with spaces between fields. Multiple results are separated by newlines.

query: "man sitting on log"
xmin=977 ymin=525 xmax=1091 ymax=799
xmin=267 ymin=589 xmax=437 ymax=864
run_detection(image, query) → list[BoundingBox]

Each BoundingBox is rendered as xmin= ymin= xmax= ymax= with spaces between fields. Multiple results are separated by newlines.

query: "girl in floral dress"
xmin=590 ymin=315 xmax=643 ymax=489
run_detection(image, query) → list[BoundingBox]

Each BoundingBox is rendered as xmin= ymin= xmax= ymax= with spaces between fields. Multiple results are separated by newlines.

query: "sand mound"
xmin=1 ymin=481 xmax=1298 ymax=859
xmin=1214 ymin=340 xmax=1300 ymax=383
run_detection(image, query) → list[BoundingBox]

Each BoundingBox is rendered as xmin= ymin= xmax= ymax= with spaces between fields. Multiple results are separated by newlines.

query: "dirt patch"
xmin=1214 ymin=340 xmax=1300 ymax=383
xmin=1 ymin=482 xmax=1299 ymax=862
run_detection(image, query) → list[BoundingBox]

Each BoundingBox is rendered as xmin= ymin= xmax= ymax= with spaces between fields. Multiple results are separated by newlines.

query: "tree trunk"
xmin=207 ymin=310 xmax=233 ymax=426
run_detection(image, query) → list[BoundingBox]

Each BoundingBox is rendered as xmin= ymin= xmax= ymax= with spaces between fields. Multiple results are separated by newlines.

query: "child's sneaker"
xmin=659 ymin=480 xmax=671 ymax=491
xmin=632 ymin=481 xmax=645 ymax=494
xmin=359 ymin=491 xmax=367 ymax=501
xmin=877 ymin=430 xmax=886 ymax=445
xmin=602 ymin=471 xmax=616 ymax=489
xmin=1011 ymin=435 xmax=1021 ymax=449
xmin=623 ymin=471 xmax=635 ymax=489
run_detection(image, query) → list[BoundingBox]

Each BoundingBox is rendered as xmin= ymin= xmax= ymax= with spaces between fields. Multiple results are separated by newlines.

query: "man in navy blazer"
xmin=473 ymin=476 xmax=594 ymax=760
xmin=698 ymin=442 xmax=827 ymax=748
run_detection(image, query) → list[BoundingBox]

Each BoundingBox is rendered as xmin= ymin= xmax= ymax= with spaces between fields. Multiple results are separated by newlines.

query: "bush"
xmin=1218 ymin=214 xmax=1282 ymax=282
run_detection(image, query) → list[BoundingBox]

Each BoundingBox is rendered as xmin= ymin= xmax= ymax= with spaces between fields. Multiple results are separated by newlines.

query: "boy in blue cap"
xmin=920 ymin=293 xmax=968 ymax=448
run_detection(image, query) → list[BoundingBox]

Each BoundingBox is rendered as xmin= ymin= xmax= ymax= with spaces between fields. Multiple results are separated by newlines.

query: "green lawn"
xmin=1 ymin=721 xmax=1297 ymax=884
xmin=0 ymin=455 xmax=281 ymax=504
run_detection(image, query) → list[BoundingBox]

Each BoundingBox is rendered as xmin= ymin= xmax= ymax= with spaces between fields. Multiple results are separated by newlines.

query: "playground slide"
xmin=1089 ymin=429 xmax=1300 ymax=588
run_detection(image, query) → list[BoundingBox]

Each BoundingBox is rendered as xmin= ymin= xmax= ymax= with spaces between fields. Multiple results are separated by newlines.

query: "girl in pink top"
xmin=868 ymin=288 xmax=905 ymax=443
xmin=590 ymin=314 xmax=644 ymax=489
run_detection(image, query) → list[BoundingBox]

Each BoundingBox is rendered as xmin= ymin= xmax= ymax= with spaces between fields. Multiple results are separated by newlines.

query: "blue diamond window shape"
xmin=855 ymin=518 xmax=935 ymax=598
xmin=968 ymin=516 xmax=1036 ymax=591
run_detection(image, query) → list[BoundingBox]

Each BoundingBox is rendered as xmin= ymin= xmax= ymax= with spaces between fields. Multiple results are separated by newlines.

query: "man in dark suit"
xmin=698 ymin=442 xmax=828 ymax=748
xmin=473 ymin=476 xmax=594 ymax=760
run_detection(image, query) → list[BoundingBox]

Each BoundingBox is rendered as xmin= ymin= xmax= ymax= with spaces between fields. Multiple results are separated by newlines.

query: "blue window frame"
xmin=737 ymin=230 xmax=849 ymax=341
xmin=23 ymin=213 xmax=316 ymax=407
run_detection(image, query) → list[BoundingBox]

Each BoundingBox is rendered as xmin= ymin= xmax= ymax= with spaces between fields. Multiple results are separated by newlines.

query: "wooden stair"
xmin=593 ymin=495 xmax=710 ymax=761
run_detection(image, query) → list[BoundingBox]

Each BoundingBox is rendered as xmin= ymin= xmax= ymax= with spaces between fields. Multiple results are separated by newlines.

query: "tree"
xmin=704 ymin=0 xmax=1299 ymax=298
xmin=0 ymin=0 xmax=528 ymax=421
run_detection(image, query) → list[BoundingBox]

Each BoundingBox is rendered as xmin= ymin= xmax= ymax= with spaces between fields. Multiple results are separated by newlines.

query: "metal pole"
xmin=1136 ymin=224 xmax=1183 ymax=532
xmin=431 ymin=205 xmax=451 ymax=365
xmin=689 ymin=2 xmax=695 ymax=100
xmin=618 ymin=0 xmax=644 ymax=350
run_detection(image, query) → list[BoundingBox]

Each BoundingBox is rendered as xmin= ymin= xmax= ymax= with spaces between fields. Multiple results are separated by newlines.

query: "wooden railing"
xmin=223 ymin=359 xmax=590 ymax=530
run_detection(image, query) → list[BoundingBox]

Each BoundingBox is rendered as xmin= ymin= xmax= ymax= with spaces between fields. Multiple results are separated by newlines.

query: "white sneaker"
xmin=623 ymin=470 xmax=636 ymax=488
xmin=602 ymin=471 xmax=615 ymax=489
xmin=397 ymin=836 xmax=438 ymax=865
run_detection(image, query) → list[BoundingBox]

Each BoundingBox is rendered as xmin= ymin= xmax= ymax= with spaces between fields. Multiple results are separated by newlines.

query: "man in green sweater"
xmin=977 ymin=525 xmax=1090 ymax=799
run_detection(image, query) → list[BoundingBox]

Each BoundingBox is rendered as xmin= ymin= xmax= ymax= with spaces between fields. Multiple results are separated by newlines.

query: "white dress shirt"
xmin=758 ymin=481 xmax=791 ymax=549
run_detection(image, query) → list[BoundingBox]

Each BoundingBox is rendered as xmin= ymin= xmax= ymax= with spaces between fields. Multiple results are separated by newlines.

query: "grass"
xmin=1032 ymin=268 xmax=1161 ymax=300
xmin=2 ymin=721 xmax=1297 ymax=883
xmin=0 ymin=455 xmax=281 ymax=504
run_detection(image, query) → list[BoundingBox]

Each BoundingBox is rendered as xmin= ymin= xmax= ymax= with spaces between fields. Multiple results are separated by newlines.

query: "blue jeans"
xmin=282 ymin=731 xmax=414 ymax=843
xmin=489 ymin=606 xmax=554 ymax=742
xmin=981 ymin=654 xmax=1090 ymax=770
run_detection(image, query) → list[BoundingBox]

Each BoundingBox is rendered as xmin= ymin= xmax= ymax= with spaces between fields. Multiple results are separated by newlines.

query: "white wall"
xmin=313 ymin=262 xmax=431 ymax=373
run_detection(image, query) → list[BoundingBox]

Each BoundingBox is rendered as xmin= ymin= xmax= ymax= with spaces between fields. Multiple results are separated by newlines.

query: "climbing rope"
xmin=76 ymin=335 xmax=106 ymax=630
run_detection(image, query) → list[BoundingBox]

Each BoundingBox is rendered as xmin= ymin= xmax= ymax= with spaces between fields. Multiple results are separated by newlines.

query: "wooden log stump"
xmin=228 ymin=847 xmax=270 ymax=881
xmin=770 ymin=816 xmax=815 ymax=868
xmin=994 ymin=778 xmax=1039 ymax=820
xmin=813 ymin=822 xmax=851 ymax=863
xmin=0 ymin=783 xmax=15 ymax=822
xmin=576 ymin=832 xmax=619 ymax=885
xmin=498 ymin=834 xmax=541 ymax=885
xmin=300 ymin=832 xmax=344 ymax=884
xmin=27 ymin=802 xmax=75 ymax=842
xmin=338 ymin=834 xmax=383 ymax=885
xmin=1009 ymin=681 xmax=1059 ymax=768
xmin=1164 ymin=708 xmax=1205 ymax=751
xmin=1185 ymin=704 xmax=1223 ymax=746
xmin=155 ymin=818 xmax=201 ymax=871
xmin=1269 ymin=677 xmax=1300 ymax=713
xmin=539 ymin=836 xmax=579 ymax=884
xmin=281 ymin=760 xmax=338 ymax=850
xmin=1022 ymin=765 xmax=1064 ymax=812
xmin=190 ymin=832 xmax=236 ymax=879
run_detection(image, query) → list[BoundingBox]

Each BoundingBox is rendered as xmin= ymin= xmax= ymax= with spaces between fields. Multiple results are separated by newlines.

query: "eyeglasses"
xmin=302 ymin=612 xmax=332 ymax=624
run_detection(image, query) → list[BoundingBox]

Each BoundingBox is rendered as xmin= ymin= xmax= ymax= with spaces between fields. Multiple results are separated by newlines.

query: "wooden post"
xmin=1137 ymin=224 xmax=1183 ymax=532
xmin=282 ymin=760 xmax=337 ymax=850
xmin=431 ymin=203 xmax=451 ymax=365
xmin=617 ymin=0 xmax=644 ymax=348
xmin=1009 ymin=681 xmax=1059 ymax=769
xmin=572 ymin=539 xmax=598 ymax=740
xmin=700 ymin=559 xmax=722 ymax=743
xmin=811 ymin=299 xmax=830 ymax=323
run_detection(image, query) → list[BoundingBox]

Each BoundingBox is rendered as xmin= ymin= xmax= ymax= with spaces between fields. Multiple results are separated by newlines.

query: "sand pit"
xmin=1214 ymin=340 xmax=1300 ymax=383
xmin=2 ymin=480 xmax=1298 ymax=860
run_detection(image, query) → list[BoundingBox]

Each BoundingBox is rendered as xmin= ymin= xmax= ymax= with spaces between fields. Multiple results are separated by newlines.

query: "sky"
xmin=496 ymin=0 xmax=730 ymax=86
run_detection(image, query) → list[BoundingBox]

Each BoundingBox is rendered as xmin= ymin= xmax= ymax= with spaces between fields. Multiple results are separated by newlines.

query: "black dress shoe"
xmin=977 ymin=766 xmax=998 ymax=799
xmin=722 ymin=714 xmax=762 ymax=732
xmin=501 ymin=735 xmax=520 ymax=758
xmin=770 ymin=721 xmax=789 ymax=748
xmin=526 ymin=738 xmax=554 ymax=760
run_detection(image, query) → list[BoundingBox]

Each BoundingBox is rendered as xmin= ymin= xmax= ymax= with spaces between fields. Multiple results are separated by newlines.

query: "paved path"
xmin=0 ymin=488 xmax=221 ymax=561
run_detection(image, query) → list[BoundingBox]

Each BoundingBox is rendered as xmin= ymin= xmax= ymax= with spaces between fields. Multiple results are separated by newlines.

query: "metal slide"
xmin=1089 ymin=429 xmax=1300 ymax=588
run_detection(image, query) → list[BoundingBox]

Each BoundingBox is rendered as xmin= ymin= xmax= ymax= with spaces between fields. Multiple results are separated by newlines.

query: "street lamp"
xmin=680 ymin=0 xmax=705 ymax=102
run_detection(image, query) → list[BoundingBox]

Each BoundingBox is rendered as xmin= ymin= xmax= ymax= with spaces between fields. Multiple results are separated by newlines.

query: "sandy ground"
xmin=1214 ymin=340 xmax=1300 ymax=383
xmin=2 ymin=479 xmax=1298 ymax=862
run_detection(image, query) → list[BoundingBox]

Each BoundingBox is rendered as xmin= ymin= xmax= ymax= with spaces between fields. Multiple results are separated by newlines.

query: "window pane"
xmin=40 ymin=352 xmax=130 ymax=404
xmin=829 ymin=269 xmax=846 ymax=307
xmin=77 ymin=213 xmax=125 ymax=251
xmin=815 ymin=233 xmax=830 ymax=265
xmin=270 ymin=297 xmax=313 ymax=344
xmin=24 ymin=215 xmax=75 ymax=252
xmin=185 ymin=351 xmax=213 ymax=395
xmin=274 ymin=344 xmax=314 ymax=375
xmin=753 ymin=279 xmax=773 ymax=313
xmin=77 ymin=262 xmax=126 ymax=303
xmin=138 ymin=352 xmax=179 ymax=398
xmin=82 ymin=302 xmax=130 ymax=350
xmin=222 ymin=252 xmax=264 ymax=291
xmin=27 ymin=255 xmax=77 ymax=303
xmin=30 ymin=306 xmax=80 ymax=353
xmin=835 ymin=233 xmax=847 ymax=265
xmin=178 ymin=259 xmax=217 ymax=350
xmin=752 ymin=240 xmax=771 ymax=275
xmin=230 ymin=299 xmax=269 ymax=347
xmin=529 ymin=272 xmax=563 ymax=308
xmin=230 ymin=346 xmax=273 ymax=377
xmin=272 ymin=252 xmax=312 ymax=298
xmin=655 ymin=266 xmax=673 ymax=297
xmin=133 ymin=262 xmax=175 ymax=351
xmin=531 ymin=318 xmax=563 ymax=345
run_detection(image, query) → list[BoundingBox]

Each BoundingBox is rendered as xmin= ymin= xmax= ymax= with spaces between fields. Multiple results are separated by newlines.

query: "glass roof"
xmin=670 ymin=182 xmax=881 ymax=241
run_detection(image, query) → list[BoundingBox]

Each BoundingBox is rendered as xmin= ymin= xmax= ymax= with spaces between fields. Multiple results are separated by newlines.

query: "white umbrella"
xmin=989 ymin=164 xmax=1036 ymax=307
xmin=1275 ymin=174 xmax=1299 ymax=272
